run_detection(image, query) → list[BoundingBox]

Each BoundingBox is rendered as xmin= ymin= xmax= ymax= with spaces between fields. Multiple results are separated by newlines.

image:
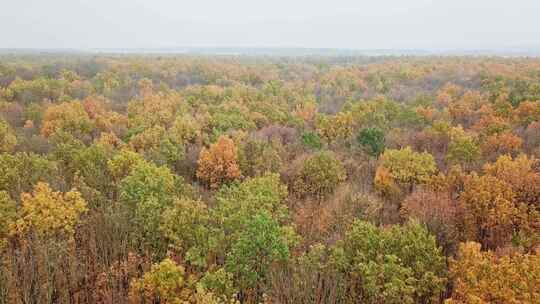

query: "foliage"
xmin=460 ymin=174 xmax=518 ymax=249
xmin=339 ymin=220 xmax=447 ymax=304
xmin=375 ymin=147 xmax=437 ymax=196
xmin=446 ymin=242 xmax=540 ymax=304
xmin=213 ymin=173 xmax=289 ymax=242
xmin=0 ymin=118 xmax=17 ymax=152
xmin=0 ymin=191 xmax=16 ymax=248
xmin=129 ymin=258 xmax=192 ymax=304
xmin=225 ymin=212 xmax=293 ymax=291
xmin=197 ymin=136 xmax=241 ymax=189
xmin=301 ymin=131 xmax=322 ymax=150
xmin=446 ymin=133 xmax=480 ymax=166
xmin=357 ymin=127 xmax=385 ymax=156
xmin=120 ymin=161 xmax=191 ymax=248
xmin=293 ymin=151 xmax=346 ymax=198
xmin=238 ymin=138 xmax=282 ymax=177
xmin=0 ymin=152 xmax=58 ymax=198
xmin=15 ymin=182 xmax=87 ymax=238
xmin=107 ymin=149 xmax=145 ymax=182
xmin=41 ymin=100 xmax=95 ymax=138
xmin=401 ymin=189 xmax=461 ymax=254
xmin=161 ymin=198 xmax=213 ymax=267
xmin=315 ymin=112 xmax=354 ymax=143
xmin=2 ymin=55 xmax=540 ymax=303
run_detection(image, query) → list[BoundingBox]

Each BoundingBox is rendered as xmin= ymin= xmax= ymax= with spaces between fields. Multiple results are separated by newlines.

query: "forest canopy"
xmin=0 ymin=54 xmax=540 ymax=303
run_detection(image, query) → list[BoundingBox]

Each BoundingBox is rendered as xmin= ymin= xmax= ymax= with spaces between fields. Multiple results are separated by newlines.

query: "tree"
xmin=54 ymin=142 xmax=112 ymax=192
xmin=293 ymin=151 xmax=346 ymax=199
xmin=446 ymin=134 xmax=480 ymax=167
xmin=120 ymin=161 xmax=192 ymax=249
xmin=237 ymin=138 xmax=282 ymax=178
xmin=0 ymin=118 xmax=16 ymax=152
xmin=15 ymin=182 xmax=87 ymax=238
xmin=267 ymin=243 xmax=348 ymax=303
xmin=401 ymin=189 xmax=461 ymax=254
xmin=41 ymin=100 xmax=95 ymax=139
xmin=315 ymin=112 xmax=354 ymax=143
xmin=198 ymin=268 xmax=237 ymax=301
xmin=447 ymin=242 xmax=540 ymax=304
xmin=357 ymin=127 xmax=385 ymax=157
xmin=339 ymin=220 xmax=447 ymax=304
xmin=213 ymin=173 xmax=289 ymax=242
xmin=375 ymin=147 xmax=437 ymax=196
xmin=301 ymin=132 xmax=322 ymax=150
xmin=226 ymin=212 xmax=293 ymax=293
xmin=197 ymin=136 xmax=241 ymax=189
xmin=0 ymin=152 xmax=58 ymax=199
xmin=481 ymin=131 xmax=523 ymax=160
xmin=170 ymin=114 xmax=201 ymax=144
xmin=460 ymin=174 xmax=518 ymax=249
xmin=0 ymin=191 xmax=16 ymax=248
xmin=107 ymin=149 xmax=145 ymax=182
xmin=161 ymin=198 xmax=213 ymax=268
xmin=483 ymin=154 xmax=540 ymax=207
xmin=129 ymin=258 xmax=192 ymax=304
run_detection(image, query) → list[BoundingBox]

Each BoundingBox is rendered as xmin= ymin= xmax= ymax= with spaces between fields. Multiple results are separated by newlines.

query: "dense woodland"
xmin=0 ymin=54 xmax=539 ymax=303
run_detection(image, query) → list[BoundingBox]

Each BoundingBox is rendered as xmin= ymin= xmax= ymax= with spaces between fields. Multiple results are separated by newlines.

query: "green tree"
xmin=120 ymin=161 xmax=192 ymax=249
xmin=226 ymin=212 xmax=293 ymax=292
xmin=339 ymin=220 xmax=447 ymax=304
xmin=107 ymin=149 xmax=146 ymax=183
xmin=446 ymin=135 xmax=480 ymax=166
xmin=293 ymin=151 xmax=346 ymax=199
xmin=161 ymin=198 xmax=214 ymax=268
xmin=0 ymin=152 xmax=58 ymax=199
xmin=301 ymin=132 xmax=322 ymax=150
xmin=238 ymin=138 xmax=282 ymax=177
xmin=357 ymin=127 xmax=385 ymax=156
xmin=213 ymin=173 xmax=289 ymax=244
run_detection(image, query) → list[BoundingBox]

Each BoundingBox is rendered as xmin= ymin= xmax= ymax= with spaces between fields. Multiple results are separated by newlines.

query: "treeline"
xmin=0 ymin=55 xmax=539 ymax=303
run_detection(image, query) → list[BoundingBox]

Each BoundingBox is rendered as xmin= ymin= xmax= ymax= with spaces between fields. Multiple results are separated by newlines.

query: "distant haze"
xmin=2 ymin=0 xmax=540 ymax=51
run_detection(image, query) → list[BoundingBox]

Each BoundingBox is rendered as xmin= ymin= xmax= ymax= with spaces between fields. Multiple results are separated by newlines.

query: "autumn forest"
xmin=0 ymin=54 xmax=539 ymax=303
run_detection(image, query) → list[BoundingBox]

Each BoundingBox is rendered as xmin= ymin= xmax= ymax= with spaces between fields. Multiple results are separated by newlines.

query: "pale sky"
xmin=1 ymin=0 xmax=539 ymax=50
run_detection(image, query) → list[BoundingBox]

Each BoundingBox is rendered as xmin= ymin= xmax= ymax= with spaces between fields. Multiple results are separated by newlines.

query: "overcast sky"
xmin=1 ymin=0 xmax=539 ymax=50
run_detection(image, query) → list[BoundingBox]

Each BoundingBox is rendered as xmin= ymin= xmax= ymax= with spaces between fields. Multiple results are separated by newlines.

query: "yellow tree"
xmin=0 ymin=191 xmax=16 ymax=248
xmin=315 ymin=111 xmax=354 ymax=143
xmin=447 ymin=242 xmax=540 ymax=304
xmin=0 ymin=118 xmax=17 ymax=152
xmin=197 ymin=136 xmax=241 ymax=189
xmin=460 ymin=174 xmax=518 ymax=249
xmin=484 ymin=154 xmax=540 ymax=206
xmin=375 ymin=147 xmax=437 ymax=198
xmin=14 ymin=182 xmax=87 ymax=238
xmin=41 ymin=100 xmax=94 ymax=138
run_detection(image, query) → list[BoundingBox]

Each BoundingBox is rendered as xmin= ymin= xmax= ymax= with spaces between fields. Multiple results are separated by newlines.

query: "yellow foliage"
xmin=14 ymin=182 xmax=87 ymax=238
xmin=446 ymin=242 xmax=540 ymax=304
xmin=41 ymin=100 xmax=94 ymax=138
xmin=0 ymin=118 xmax=17 ymax=152
xmin=375 ymin=147 xmax=437 ymax=194
xmin=0 ymin=191 xmax=16 ymax=248
xmin=315 ymin=111 xmax=354 ymax=142
xmin=129 ymin=258 xmax=192 ymax=304
xmin=460 ymin=174 xmax=518 ymax=249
